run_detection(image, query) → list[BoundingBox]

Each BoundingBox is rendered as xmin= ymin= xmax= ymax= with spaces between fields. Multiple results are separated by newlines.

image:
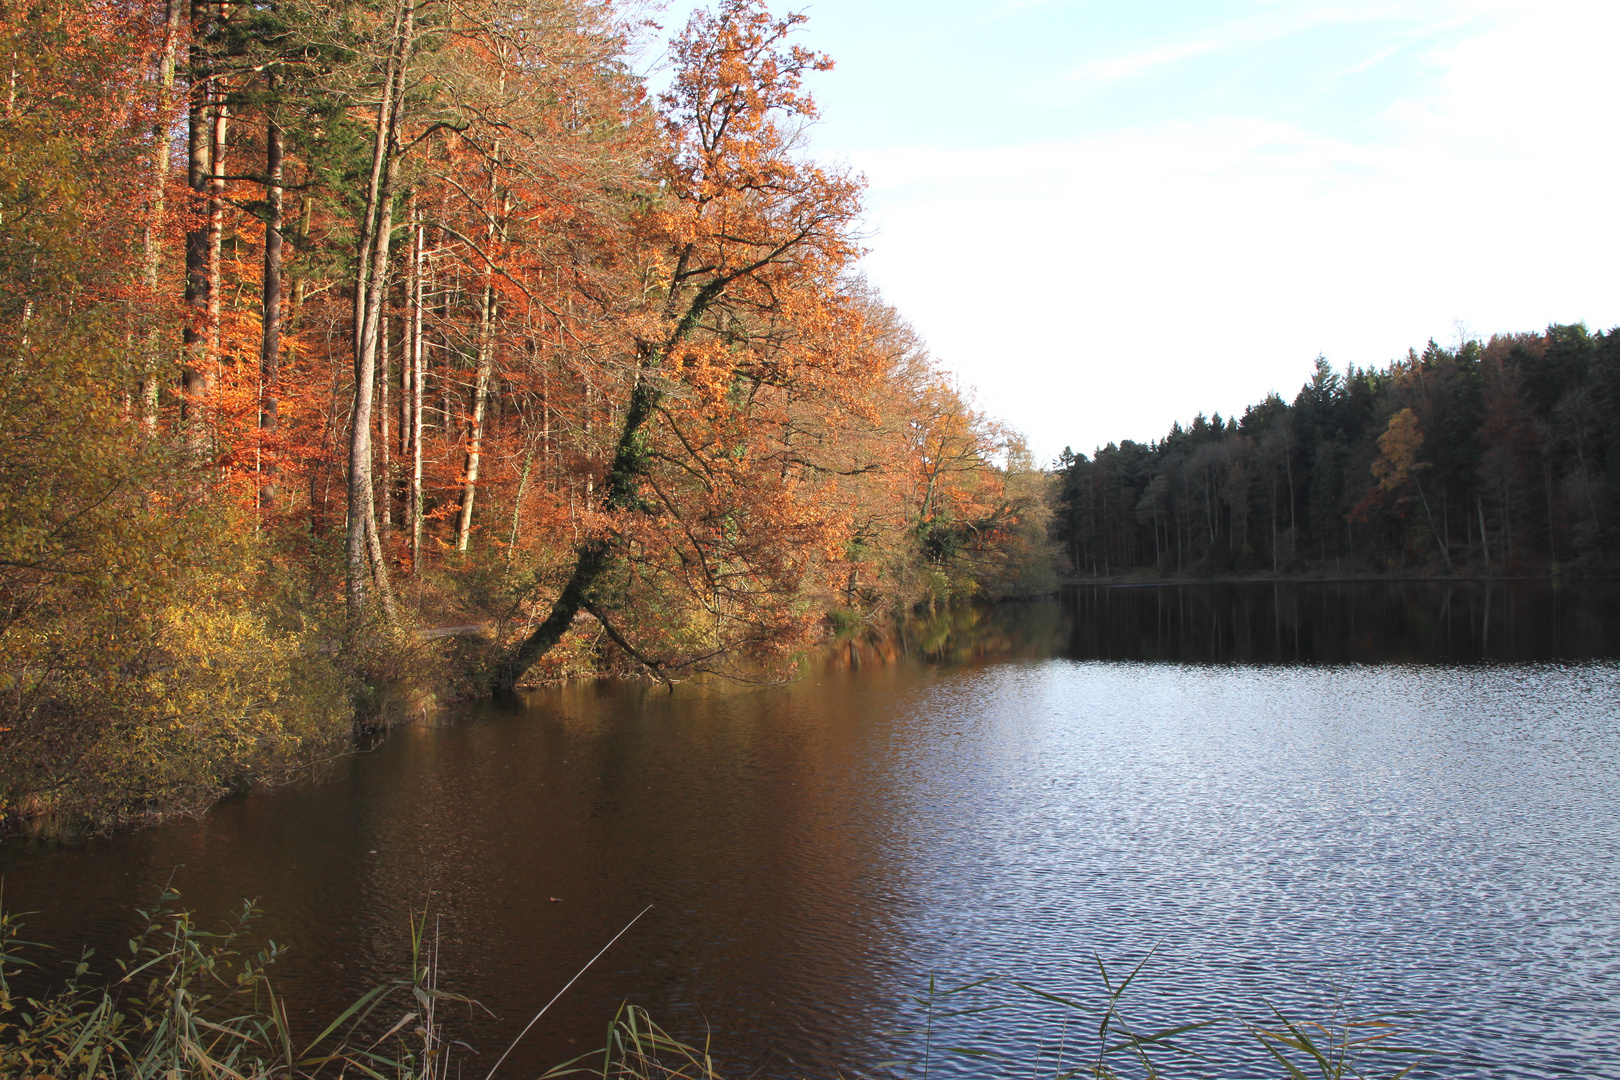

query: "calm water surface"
xmin=4 ymin=582 xmax=1619 ymax=1078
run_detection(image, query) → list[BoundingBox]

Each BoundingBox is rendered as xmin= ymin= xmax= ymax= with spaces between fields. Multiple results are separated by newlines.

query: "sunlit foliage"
xmin=0 ymin=0 xmax=1045 ymax=828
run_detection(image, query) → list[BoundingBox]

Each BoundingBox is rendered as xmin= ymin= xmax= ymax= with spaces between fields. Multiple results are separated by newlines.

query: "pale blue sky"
xmin=654 ymin=0 xmax=1620 ymax=460
xmin=798 ymin=1 xmax=1458 ymax=148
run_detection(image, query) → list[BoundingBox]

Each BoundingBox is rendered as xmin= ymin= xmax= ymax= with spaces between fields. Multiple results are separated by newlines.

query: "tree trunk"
xmin=1441 ymin=483 xmax=1450 ymax=555
xmin=292 ymin=196 xmax=311 ymax=315
xmin=492 ymin=373 xmax=658 ymax=692
xmin=259 ymin=79 xmax=283 ymax=504
xmin=379 ymin=311 xmax=391 ymax=544
xmin=181 ymin=0 xmax=212 ymax=448
xmin=1502 ymin=481 xmax=1513 ymax=557
xmin=345 ymin=0 xmax=411 ymax=621
xmin=1413 ymin=477 xmax=1453 ymax=569
xmin=1545 ymin=457 xmax=1556 ymax=564
xmin=456 ymin=280 xmax=494 ymax=551
xmin=494 ymin=273 xmax=725 ymax=693
xmin=1265 ymin=464 xmax=1276 ymax=573
xmin=1574 ymin=441 xmax=1602 ymax=531
xmin=205 ymin=98 xmax=228 ymax=370
xmin=507 ymin=441 xmax=534 ymax=559
xmin=140 ymin=0 xmax=184 ymax=435
xmin=410 ymin=216 xmax=426 ymax=574
xmin=456 ymin=102 xmax=510 ymax=553
xmin=1284 ymin=435 xmax=1296 ymax=557
xmin=401 ymin=198 xmax=414 ymax=472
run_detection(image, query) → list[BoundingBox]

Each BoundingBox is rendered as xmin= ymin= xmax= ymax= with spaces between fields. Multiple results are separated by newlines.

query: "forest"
xmin=0 ymin=0 xmax=1055 ymax=830
xmin=1056 ymin=326 xmax=1620 ymax=579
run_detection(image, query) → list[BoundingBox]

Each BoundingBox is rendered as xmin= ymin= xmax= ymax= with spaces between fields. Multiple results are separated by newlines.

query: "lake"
xmin=4 ymin=581 xmax=1619 ymax=1077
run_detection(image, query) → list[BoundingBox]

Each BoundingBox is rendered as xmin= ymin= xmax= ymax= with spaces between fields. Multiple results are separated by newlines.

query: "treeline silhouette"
xmin=1056 ymin=325 xmax=1620 ymax=577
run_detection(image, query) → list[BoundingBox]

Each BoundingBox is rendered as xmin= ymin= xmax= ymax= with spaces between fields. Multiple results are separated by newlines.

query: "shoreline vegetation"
xmin=0 ymin=894 xmax=1431 ymax=1080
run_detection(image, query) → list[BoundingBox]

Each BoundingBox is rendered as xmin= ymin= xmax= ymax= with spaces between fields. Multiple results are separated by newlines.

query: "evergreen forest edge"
xmin=1055 ymin=328 xmax=1620 ymax=581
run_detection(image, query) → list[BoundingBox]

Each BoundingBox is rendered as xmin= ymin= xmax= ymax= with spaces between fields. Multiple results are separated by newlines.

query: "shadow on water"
xmin=1062 ymin=579 xmax=1620 ymax=664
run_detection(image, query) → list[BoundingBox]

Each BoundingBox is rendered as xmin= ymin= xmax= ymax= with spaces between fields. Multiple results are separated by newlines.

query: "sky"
xmin=651 ymin=0 xmax=1620 ymax=463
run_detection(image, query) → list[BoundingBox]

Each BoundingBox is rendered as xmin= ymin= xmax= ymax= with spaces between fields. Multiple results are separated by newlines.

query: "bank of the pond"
xmin=0 ymin=602 xmax=1002 ymax=839
xmin=7 ymin=576 xmax=1615 ymax=839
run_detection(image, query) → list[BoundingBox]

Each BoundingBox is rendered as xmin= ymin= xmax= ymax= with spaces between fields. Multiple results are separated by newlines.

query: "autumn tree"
xmin=493 ymin=0 xmax=864 ymax=691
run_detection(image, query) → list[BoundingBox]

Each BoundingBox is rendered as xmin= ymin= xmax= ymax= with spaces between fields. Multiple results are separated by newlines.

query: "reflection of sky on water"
xmin=3 ymin=585 xmax=1617 ymax=1078
xmin=884 ymin=658 xmax=1620 ymax=1078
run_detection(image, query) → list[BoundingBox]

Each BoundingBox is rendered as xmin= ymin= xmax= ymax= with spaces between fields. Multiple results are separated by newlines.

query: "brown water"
xmin=4 ymin=583 xmax=1620 ymax=1078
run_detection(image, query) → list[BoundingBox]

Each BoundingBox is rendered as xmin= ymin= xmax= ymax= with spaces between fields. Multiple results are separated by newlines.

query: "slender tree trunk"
xmin=542 ymin=353 xmax=552 ymax=467
xmin=205 ymin=98 xmax=228 ymax=369
xmin=1269 ymin=469 xmax=1278 ymax=573
xmin=1478 ymin=496 xmax=1491 ymax=569
xmin=1175 ymin=486 xmax=1183 ymax=571
xmin=1442 ymin=483 xmax=1450 ymax=554
xmin=507 ymin=441 xmax=534 ymax=560
xmin=1204 ymin=474 xmax=1215 ymax=545
xmin=456 ymin=74 xmax=511 ymax=553
xmin=1574 ymin=441 xmax=1601 ymax=531
xmin=141 ymin=0 xmax=184 ymax=434
xmin=1502 ymin=481 xmax=1513 ymax=557
xmin=1545 ymin=457 xmax=1556 ymax=564
xmin=410 ymin=217 xmax=426 ymax=574
xmin=259 ymin=80 xmax=283 ymax=504
xmin=1284 ymin=437 xmax=1296 ymax=559
xmin=292 ymin=196 xmax=311 ymax=315
xmin=345 ymin=0 xmax=411 ymax=621
xmin=457 ymin=280 xmax=494 ymax=551
xmin=401 ymin=201 xmax=415 ymax=466
xmin=379 ymin=311 xmax=391 ymax=544
xmin=397 ymin=211 xmax=414 ymax=561
xmin=1413 ymin=477 xmax=1453 ymax=569
xmin=400 ymin=301 xmax=412 ymax=463
xmin=181 ymin=0 xmax=213 ymax=449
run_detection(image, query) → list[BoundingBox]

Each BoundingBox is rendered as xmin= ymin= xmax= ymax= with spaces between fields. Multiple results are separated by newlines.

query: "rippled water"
xmin=4 ymin=585 xmax=1619 ymax=1078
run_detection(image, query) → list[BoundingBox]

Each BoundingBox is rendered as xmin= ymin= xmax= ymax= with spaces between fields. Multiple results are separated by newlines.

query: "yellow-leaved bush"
xmin=1 ymin=577 xmax=352 ymax=834
xmin=0 ymin=318 xmax=352 ymax=834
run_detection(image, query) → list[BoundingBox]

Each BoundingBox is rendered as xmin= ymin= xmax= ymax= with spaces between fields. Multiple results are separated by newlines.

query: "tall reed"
xmin=0 ymin=888 xmax=466 ymax=1078
xmin=0 ymin=895 xmax=1428 ymax=1080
